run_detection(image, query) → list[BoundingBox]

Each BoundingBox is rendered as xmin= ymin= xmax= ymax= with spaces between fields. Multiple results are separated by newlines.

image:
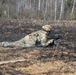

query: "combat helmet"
xmin=42 ymin=25 xmax=52 ymax=31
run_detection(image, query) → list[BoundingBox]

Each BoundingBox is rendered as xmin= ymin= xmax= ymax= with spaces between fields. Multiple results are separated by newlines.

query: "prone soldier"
xmin=0 ymin=25 xmax=54 ymax=48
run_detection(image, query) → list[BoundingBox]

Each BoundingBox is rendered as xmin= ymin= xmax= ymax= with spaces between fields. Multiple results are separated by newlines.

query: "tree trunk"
xmin=7 ymin=1 xmax=10 ymax=19
xmin=59 ymin=0 xmax=64 ymax=20
xmin=54 ymin=0 xmax=57 ymax=20
xmin=71 ymin=0 xmax=76 ymax=15
xmin=29 ymin=0 xmax=31 ymax=8
xmin=38 ymin=0 xmax=41 ymax=10
xmin=44 ymin=0 xmax=48 ymax=20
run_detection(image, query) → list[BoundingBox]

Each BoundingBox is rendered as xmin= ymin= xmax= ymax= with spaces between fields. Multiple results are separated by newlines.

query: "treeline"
xmin=0 ymin=0 xmax=76 ymax=20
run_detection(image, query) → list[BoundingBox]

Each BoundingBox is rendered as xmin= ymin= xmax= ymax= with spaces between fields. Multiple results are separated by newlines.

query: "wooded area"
xmin=0 ymin=0 xmax=76 ymax=20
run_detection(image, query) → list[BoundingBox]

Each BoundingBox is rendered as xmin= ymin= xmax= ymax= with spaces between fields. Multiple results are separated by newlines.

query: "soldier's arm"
xmin=41 ymin=37 xmax=54 ymax=47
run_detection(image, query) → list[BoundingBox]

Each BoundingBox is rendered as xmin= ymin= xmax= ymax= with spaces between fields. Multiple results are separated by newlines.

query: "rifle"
xmin=35 ymin=34 xmax=62 ymax=47
xmin=48 ymin=34 xmax=62 ymax=46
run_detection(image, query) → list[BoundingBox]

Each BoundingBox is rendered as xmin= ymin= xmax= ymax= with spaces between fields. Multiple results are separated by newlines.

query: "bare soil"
xmin=0 ymin=20 xmax=76 ymax=75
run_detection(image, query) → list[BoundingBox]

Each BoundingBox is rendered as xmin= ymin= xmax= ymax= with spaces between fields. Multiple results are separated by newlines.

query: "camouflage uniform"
xmin=0 ymin=25 xmax=53 ymax=48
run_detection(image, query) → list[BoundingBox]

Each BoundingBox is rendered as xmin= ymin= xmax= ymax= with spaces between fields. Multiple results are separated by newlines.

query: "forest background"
xmin=0 ymin=0 xmax=76 ymax=20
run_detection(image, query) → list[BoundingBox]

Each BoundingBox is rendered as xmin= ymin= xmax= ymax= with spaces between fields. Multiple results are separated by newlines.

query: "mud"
xmin=0 ymin=20 xmax=76 ymax=75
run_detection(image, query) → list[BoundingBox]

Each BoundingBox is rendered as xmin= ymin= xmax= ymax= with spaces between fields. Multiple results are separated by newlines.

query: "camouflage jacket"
xmin=13 ymin=30 xmax=51 ymax=47
xmin=0 ymin=30 xmax=51 ymax=48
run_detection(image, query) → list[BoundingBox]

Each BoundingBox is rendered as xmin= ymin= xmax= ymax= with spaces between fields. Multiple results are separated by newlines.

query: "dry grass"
xmin=0 ymin=20 xmax=76 ymax=75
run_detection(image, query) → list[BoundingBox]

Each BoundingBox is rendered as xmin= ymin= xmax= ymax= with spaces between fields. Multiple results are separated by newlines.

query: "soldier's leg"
xmin=13 ymin=41 xmax=25 ymax=48
xmin=12 ymin=40 xmax=29 ymax=48
xmin=0 ymin=42 xmax=15 ymax=47
xmin=13 ymin=41 xmax=35 ymax=48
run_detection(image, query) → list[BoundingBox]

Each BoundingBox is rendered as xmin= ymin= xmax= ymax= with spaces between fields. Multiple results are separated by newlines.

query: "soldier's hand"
xmin=49 ymin=39 xmax=54 ymax=44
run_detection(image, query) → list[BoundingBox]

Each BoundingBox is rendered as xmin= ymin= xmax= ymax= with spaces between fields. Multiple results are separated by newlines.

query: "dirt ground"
xmin=0 ymin=20 xmax=76 ymax=75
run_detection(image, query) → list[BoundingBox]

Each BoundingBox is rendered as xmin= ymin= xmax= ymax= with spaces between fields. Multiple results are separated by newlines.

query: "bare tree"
xmin=38 ymin=0 xmax=41 ymax=10
xmin=44 ymin=0 xmax=48 ymax=20
xmin=71 ymin=0 xmax=76 ymax=15
xmin=59 ymin=0 xmax=64 ymax=20
xmin=50 ymin=0 xmax=53 ymax=20
xmin=0 ymin=0 xmax=76 ymax=20
xmin=54 ymin=0 xmax=57 ymax=20
xmin=7 ymin=2 xmax=9 ymax=18
xmin=29 ymin=0 xmax=31 ymax=8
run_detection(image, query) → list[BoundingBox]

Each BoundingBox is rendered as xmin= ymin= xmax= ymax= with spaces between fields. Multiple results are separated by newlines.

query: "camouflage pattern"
xmin=0 ymin=25 xmax=54 ymax=48
xmin=0 ymin=30 xmax=54 ymax=48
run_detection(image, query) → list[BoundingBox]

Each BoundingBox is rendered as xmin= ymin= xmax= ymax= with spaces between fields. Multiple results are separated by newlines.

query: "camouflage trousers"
xmin=0 ymin=40 xmax=36 ymax=48
xmin=0 ymin=41 xmax=27 ymax=48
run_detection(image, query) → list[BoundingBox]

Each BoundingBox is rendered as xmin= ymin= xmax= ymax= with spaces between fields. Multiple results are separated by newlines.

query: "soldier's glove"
xmin=49 ymin=39 xmax=54 ymax=44
xmin=48 ymin=39 xmax=57 ymax=46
